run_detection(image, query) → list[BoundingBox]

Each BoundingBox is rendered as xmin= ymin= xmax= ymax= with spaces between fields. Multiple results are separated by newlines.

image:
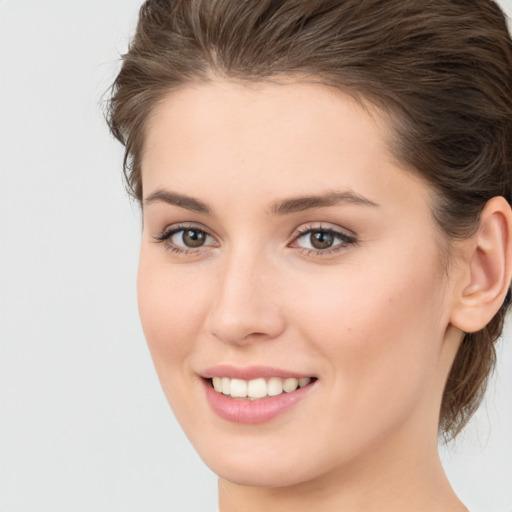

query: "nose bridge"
xmin=207 ymin=243 xmax=285 ymax=345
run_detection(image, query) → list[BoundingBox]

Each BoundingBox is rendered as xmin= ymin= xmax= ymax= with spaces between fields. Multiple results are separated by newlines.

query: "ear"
xmin=450 ymin=196 xmax=512 ymax=333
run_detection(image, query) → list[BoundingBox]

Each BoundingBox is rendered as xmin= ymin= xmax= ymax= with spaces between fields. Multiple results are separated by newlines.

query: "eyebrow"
xmin=144 ymin=189 xmax=212 ymax=215
xmin=269 ymin=190 xmax=379 ymax=215
xmin=143 ymin=188 xmax=379 ymax=215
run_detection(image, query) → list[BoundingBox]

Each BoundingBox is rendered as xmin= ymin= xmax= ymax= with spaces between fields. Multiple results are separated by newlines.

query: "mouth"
xmin=208 ymin=376 xmax=317 ymax=400
xmin=201 ymin=373 xmax=318 ymax=424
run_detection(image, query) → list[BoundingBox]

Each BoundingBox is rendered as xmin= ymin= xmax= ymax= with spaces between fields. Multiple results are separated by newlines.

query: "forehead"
xmin=145 ymin=78 xmax=384 ymax=137
xmin=141 ymin=79 xmax=431 ymax=217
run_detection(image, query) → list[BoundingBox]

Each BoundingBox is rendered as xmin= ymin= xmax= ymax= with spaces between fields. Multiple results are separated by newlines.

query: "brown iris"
xmin=182 ymin=229 xmax=207 ymax=247
xmin=310 ymin=230 xmax=334 ymax=250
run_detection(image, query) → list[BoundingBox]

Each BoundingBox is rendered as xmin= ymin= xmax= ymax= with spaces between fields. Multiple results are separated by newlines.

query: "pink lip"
xmin=200 ymin=373 xmax=317 ymax=425
xmin=201 ymin=364 xmax=315 ymax=381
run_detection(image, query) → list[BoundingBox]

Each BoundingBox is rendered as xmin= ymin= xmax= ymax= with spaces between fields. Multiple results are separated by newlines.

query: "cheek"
xmin=292 ymin=255 xmax=446 ymax=425
xmin=294 ymin=253 xmax=443 ymax=347
xmin=136 ymin=254 xmax=208 ymax=367
xmin=136 ymin=254 xmax=215 ymax=428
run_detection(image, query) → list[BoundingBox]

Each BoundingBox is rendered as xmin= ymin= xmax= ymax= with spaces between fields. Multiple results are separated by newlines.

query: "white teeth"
xmin=248 ymin=378 xmax=267 ymax=398
xmin=283 ymin=377 xmax=299 ymax=393
xmin=212 ymin=376 xmax=222 ymax=392
xmin=221 ymin=377 xmax=230 ymax=395
xmin=267 ymin=377 xmax=283 ymax=396
xmin=299 ymin=377 xmax=311 ymax=388
xmin=230 ymin=378 xmax=248 ymax=398
xmin=210 ymin=376 xmax=314 ymax=399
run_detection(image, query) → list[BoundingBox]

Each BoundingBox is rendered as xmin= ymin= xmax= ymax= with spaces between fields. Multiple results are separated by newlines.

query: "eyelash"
xmin=151 ymin=223 xmax=215 ymax=256
xmin=152 ymin=223 xmax=357 ymax=257
xmin=290 ymin=224 xmax=357 ymax=256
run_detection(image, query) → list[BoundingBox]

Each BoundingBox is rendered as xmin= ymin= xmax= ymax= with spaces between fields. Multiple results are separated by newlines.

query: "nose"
xmin=205 ymin=248 xmax=286 ymax=346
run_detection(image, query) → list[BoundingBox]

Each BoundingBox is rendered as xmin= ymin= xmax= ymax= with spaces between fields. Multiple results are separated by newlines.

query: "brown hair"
xmin=106 ymin=0 xmax=512 ymax=439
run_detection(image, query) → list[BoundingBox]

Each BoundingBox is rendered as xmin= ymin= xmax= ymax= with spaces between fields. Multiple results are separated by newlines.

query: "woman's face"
xmin=138 ymin=79 xmax=462 ymax=487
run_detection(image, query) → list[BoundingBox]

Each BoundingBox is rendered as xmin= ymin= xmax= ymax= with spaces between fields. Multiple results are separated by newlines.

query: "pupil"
xmin=183 ymin=229 xmax=206 ymax=247
xmin=310 ymin=231 xmax=333 ymax=250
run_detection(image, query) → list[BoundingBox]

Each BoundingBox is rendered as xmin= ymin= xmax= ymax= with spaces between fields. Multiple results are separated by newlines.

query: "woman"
xmin=106 ymin=1 xmax=512 ymax=510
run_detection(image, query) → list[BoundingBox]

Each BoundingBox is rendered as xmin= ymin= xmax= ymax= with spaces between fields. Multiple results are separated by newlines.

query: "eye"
xmin=291 ymin=225 xmax=357 ymax=255
xmin=152 ymin=224 xmax=217 ymax=253
xmin=171 ymin=228 xmax=209 ymax=248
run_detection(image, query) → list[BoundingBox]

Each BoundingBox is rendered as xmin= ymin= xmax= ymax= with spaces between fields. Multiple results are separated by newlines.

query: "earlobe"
xmin=450 ymin=196 xmax=512 ymax=333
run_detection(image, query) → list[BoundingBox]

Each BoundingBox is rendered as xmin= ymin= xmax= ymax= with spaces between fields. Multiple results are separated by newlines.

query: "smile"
xmin=202 ymin=373 xmax=317 ymax=424
xmin=211 ymin=376 xmax=313 ymax=399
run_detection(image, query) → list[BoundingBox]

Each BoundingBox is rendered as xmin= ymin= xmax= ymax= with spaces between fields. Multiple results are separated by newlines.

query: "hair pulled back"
xmin=106 ymin=0 xmax=512 ymax=439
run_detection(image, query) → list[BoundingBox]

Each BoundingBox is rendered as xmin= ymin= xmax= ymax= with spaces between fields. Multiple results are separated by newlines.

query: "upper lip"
xmin=200 ymin=364 xmax=316 ymax=381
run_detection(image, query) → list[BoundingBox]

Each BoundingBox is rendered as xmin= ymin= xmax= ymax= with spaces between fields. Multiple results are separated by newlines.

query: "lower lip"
xmin=202 ymin=378 xmax=316 ymax=424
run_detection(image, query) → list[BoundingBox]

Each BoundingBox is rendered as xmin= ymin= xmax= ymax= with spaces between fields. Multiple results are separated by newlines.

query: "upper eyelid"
xmin=290 ymin=223 xmax=356 ymax=239
xmin=153 ymin=222 xmax=216 ymax=240
xmin=155 ymin=222 xmax=352 ymax=237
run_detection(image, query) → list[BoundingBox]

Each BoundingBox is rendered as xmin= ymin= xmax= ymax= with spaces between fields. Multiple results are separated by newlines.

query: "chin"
xmin=205 ymin=455 xmax=315 ymax=488
xmin=188 ymin=426 xmax=341 ymax=489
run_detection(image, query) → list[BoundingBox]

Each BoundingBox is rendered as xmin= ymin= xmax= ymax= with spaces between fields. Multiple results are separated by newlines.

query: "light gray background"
xmin=0 ymin=1 xmax=511 ymax=511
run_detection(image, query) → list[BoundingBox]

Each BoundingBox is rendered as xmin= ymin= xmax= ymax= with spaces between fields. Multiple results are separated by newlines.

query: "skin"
xmin=137 ymin=79 xmax=480 ymax=512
